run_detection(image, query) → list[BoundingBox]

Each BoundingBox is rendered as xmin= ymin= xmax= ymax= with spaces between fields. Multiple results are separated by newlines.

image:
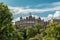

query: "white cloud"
xmin=47 ymin=14 xmax=53 ymax=20
xmin=9 ymin=6 xmax=49 ymax=15
xmin=12 ymin=11 xmax=60 ymax=22
xmin=10 ymin=2 xmax=60 ymax=22
xmin=8 ymin=5 xmax=60 ymax=15
xmin=35 ymin=2 xmax=60 ymax=12
xmin=32 ymin=15 xmax=39 ymax=19
xmin=48 ymin=14 xmax=53 ymax=18
xmin=54 ymin=11 xmax=60 ymax=19
xmin=47 ymin=11 xmax=60 ymax=20
xmin=41 ymin=11 xmax=60 ymax=21
xmin=12 ymin=17 xmax=20 ymax=22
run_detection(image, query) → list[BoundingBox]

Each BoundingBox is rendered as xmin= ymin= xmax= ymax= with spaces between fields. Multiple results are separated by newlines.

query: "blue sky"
xmin=0 ymin=0 xmax=60 ymax=6
xmin=0 ymin=0 xmax=60 ymax=22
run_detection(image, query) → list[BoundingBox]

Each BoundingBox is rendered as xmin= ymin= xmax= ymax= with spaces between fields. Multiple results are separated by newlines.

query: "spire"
xmin=39 ymin=17 xmax=41 ymax=19
xmin=29 ymin=12 xmax=32 ymax=19
xmin=29 ymin=12 xmax=32 ymax=16
xmin=20 ymin=16 xmax=22 ymax=19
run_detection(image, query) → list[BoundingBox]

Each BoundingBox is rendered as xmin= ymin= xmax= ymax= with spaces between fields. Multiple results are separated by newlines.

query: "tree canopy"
xmin=0 ymin=3 xmax=15 ymax=40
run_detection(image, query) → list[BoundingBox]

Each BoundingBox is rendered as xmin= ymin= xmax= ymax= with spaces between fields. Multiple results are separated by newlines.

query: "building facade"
xmin=15 ymin=13 xmax=60 ymax=28
xmin=15 ymin=13 xmax=45 ymax=28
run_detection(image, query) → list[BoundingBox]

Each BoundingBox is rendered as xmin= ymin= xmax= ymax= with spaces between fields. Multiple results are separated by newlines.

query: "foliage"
xmin=43 ymin=22 xmax=60 ymax=40
xmin=0 ymin=3 xmax=16 ymax=40
xmin=29 ymin=38 xmax=39 ymax=40
xmin=29 ymin=34 xmax=42 ymax=40
xmin=34 ymin=23 xmax=44 ymax=34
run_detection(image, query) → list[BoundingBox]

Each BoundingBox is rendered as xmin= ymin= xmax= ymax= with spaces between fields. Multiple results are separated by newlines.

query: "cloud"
xmin=36 ymin=2 xmax=60 ymax=7
xmin=35 ymin=2 xmax=60 ymax=12
xmin=12 ymin=11 xmax=60 ymax=23
xmin=32 ymin=15 xmax=39 ymax=19
xmin=10 ymin=2 xmax=60 ymax=22
xmin=41 ymin=11 xmax=60 ymax=21
xmin=54 ymin=11 xmax=60 ymax=19
xmin=8 ymin=2 xmax=60 ymax=15
xmin=46 ymin=11 xmax=60 ymax=20
xmin=9 ymin=6 xmax=49 ymax=15
xmin=12 ymin=17 xmax=20 ymax=22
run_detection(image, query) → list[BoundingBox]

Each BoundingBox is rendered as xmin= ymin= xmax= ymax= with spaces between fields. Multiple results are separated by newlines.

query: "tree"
xmin=29 ymin=38 xmax=39 ymax=40
xmin=19 ymin=27 xmax=27 ymax=40
xmin=13 ymin=32 xmax=24 ymax=40
xmin=29 ymin=34 xmax=42 ymax=40
xmin=43 ymin=22 xmax=60 ymax=40
xmin=0 ymin=3 xmax=16 ymax=40
xmin=34 ymin=23 xmax=44 ymax=34
xmin=25 ymin=26 xmax=37 ymax=40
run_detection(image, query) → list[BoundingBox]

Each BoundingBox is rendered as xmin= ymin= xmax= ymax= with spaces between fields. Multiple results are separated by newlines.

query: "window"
xmin=25 ymin=21 xmax=34 ymax=23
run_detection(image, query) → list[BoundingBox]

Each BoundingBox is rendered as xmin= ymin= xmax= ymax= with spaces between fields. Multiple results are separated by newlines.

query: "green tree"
xmin=19 ymin=28 xmax=26 ymax=40
xmin=43 ymin=22 xmax=60 ymax=40
xmin=29 ymin=38 xmax=39 ymax=40
xmin=25 ymin=26 xmax=37 ymax=39
xmin=13 ymin=32 xmax=24 ymax=40
xmin=29 ymin=34 xmax=42 ymax=40
xmin=19 ymin=26 xmax=38 ymax=40
xmin=34 ymin=23 xmax=44 ymax=34
xmin=0 ymin=3 xmax=16 ymax=40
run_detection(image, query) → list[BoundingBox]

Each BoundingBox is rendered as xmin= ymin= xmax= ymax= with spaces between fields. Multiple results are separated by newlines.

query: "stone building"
xmin=15 ymin=13 xmax=45 ymax=28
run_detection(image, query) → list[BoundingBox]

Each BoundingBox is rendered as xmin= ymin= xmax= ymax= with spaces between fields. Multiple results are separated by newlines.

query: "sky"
xmin=0 ymin=0 xmax=60 ymax=22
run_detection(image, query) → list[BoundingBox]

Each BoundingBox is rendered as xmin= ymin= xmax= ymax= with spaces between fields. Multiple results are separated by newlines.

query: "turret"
xmin=38 ymin=17 xmax=41 ymax=21
xmin=29 ymin=12 xmax=32 ymax=19
xmin=20 ymin=16 xmax=22 ymax=20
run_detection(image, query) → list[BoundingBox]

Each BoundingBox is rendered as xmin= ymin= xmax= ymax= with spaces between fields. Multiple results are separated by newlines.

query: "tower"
xmin=29 ymin=12 xmax=32 ymax=20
